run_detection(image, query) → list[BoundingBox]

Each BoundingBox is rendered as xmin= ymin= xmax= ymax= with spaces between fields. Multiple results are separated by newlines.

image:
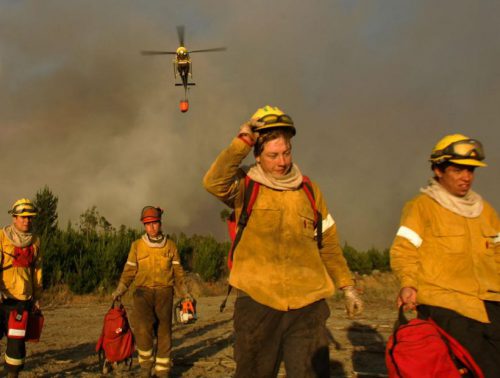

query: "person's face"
xmin=434 ymin=164 xmax=475 ymax=197
xmin=13 ymin=216 xmax=33 ymax=233
xmin=256 ymin=137 xmax=292 ymax=178
xmin=144 ymin=221 xmax=161 ymax=238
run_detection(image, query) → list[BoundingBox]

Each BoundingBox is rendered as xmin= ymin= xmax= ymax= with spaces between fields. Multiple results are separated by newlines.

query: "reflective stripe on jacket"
xmin=203 ymin=137 xmax=354 ymax=311
xmin=0 ymin=229 xmax=42 ymax=301
xmin=390 ymin=193 xmax=500 ymax=323
xmin=118 ymin=237 xmax=187 ymax=296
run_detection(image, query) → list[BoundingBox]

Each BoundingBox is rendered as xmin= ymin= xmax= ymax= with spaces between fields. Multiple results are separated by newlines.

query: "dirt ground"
xmin=0 ymin=290 xmax=398 ymax=378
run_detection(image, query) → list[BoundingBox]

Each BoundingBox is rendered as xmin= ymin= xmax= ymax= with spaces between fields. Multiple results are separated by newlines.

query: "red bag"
xmin=7 ymin=309 xmax=28 ymax=339
xmin=26 ymin=310 xmax=44 ymax=342
xmin=386 ymin=308 xmax=484 ymax=378
xmin=96 ymin=300 xmax=135 ymax=370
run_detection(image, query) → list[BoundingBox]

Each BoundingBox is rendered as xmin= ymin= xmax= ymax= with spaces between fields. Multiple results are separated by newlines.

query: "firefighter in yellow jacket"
xmin=390 ymin=134 xmax=500 ymax=377
xmin=112 ymin=206 xmax=190 ymax=378
xmin=203 ymin=105 xmax=363 ymax=377
xmin=0 ymin=199 xmax=42 ymax=378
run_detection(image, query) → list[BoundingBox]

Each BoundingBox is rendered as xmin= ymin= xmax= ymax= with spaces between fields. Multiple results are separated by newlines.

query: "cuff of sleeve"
xmin=400 ymin=277 xmax=418 ymax=289
xmin=238 ymin=134 xmax=255 ymax=146
xmin=232 ymin=137 xmax=253 ymax=153
xmin=338 ymin=278 xmax=355 ymax=289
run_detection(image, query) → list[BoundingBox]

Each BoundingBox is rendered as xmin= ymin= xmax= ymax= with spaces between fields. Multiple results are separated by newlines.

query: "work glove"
xmin=112 ymin=283 xmax=127 ymax=301
xmin=237 ymin=119 xmax=263 ymax=146
xmin=343 ymin=286 xmax=363 ymax=318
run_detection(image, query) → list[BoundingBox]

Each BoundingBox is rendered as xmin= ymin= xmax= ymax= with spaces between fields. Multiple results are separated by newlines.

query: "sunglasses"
xmin=258 ymin=114 xmax=294 ymax=126
xmin=432 ymin=139 xmax=485 ymax=161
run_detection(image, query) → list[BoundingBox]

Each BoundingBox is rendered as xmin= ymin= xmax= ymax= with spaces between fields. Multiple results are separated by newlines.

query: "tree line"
xmin=29 ymin=186 xmax=389 ymax=294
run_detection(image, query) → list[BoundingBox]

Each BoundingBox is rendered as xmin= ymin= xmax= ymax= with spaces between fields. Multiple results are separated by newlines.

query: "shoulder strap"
xmin=220 ymin=176 xmax=260 ymax=312
xmin=301 ymin=176 xmax=323 ymax=249
xmin=228 ymin=176 xmax=260 ymax=269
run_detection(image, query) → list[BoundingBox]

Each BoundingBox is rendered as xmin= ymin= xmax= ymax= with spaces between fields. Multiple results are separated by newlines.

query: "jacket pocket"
xmin=136 ymin=252 xmax=150 ymax=273
xmin=481 ymin=223 xmax=498 ymax=256
xmin=247 ymin=207 xmax=281 ymax=235
xmin=159 ymin=249 xmax=173 ymax=271
xmin=430 ymin=221 xmax=465 ymax=254
xmin=298 ymin=211 xmax=316 ymax=239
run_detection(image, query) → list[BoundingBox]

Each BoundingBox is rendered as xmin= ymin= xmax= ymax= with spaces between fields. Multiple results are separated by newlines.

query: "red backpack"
xmin=220 ymin=175 xmax=322 ymax=311
xmin=96 ymin=300 xmax=135 ymax=373
xmin=386 ymin=307 xmax=484 ymax=378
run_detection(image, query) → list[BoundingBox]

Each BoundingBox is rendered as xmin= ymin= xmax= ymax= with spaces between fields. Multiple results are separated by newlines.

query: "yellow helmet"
xmin=8 ymin=198 xmax=38 ymax=217
xmin=430 ymin=133 xmax=487 ymax=167
xmin=251 ymin=105 xmax=296 ymax=135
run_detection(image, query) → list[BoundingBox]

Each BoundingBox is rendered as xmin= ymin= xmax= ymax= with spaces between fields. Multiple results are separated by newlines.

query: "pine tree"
xmin=32 ymin=186 xmax=58 ymax=238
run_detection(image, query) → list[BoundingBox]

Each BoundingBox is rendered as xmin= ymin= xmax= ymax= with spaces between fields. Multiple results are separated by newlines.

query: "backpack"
xmin=96 ymin=300 xmax=135 ymax=374
xmin=385 ymin=307 xmax=484 ymax=378
xmin=220 ymin=175 xmax=322 ymax=311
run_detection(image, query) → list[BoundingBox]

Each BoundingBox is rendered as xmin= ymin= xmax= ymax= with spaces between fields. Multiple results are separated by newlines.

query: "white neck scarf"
xmin=141 ymin=233 xmax=167 ymax=248
xmin=246 ymin=162 xmax=303 ymax=191
xmin=3 ymin=224 xmax=34 ymax=248
xmin=420 ymin=178 xmax=483 ymax=218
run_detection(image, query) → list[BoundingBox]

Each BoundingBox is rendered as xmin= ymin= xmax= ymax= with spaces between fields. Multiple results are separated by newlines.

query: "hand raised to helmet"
xmin=237 ymin=119 xmax=263 ymax=146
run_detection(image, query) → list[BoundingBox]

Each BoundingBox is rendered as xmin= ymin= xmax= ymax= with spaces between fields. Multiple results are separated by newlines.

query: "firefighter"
xmin=0 ymin=199 xmax=42 ymax=378
xmin=112 ymin=206 xmax=191 ymax=378
xmin=390 ymin=134 xmax=500 ymax=377
xmin=203 ymin=105 xmax=363 ymax=377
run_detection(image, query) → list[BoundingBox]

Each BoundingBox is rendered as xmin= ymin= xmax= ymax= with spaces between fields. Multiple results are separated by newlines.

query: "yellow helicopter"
xmin=141 ymin=25 xmax=226 ymax=112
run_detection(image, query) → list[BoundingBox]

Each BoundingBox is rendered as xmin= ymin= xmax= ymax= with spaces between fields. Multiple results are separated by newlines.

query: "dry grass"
xmin=355 ymin=271 xmax=400 ymax=305
xmin=41 ymin=272 xmax=401 ymax=308
xmin=41 ymin=285 xmax=110 ymax=308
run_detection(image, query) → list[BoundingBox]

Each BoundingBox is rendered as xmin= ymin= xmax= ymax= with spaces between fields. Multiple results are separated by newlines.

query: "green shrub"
xmin=343 ymin=243 xmax=390 ymax=274
xmin=191 ymin=235 xmax=229 ymax=282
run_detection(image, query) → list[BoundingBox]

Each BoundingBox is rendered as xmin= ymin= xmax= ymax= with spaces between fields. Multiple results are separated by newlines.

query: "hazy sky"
xmin=1 ymin=0 xmax=499 ymax=250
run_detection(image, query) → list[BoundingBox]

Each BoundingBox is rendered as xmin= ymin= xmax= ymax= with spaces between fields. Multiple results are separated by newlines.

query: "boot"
xmin=154 ymin=370 xmax=170 ymax=378
xmin=138 ymin=362 xmax=153 ymax=378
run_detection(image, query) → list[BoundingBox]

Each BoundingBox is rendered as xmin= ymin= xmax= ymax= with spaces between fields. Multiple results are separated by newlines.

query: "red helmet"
xmin=140 ymin=206 xmax=163 ymax=224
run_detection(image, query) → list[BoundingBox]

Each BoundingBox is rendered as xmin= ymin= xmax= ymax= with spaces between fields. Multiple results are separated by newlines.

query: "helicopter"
xmin=141 ymin=25 xmax=226 ymax=113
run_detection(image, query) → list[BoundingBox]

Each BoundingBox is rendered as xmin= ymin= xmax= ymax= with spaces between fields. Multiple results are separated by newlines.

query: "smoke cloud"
xmin=1 ymin=0 xmax=499 ymax=249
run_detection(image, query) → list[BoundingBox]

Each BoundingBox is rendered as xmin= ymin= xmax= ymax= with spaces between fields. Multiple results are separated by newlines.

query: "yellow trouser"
xmin=132 ymin=286 xmax=174 ymax=373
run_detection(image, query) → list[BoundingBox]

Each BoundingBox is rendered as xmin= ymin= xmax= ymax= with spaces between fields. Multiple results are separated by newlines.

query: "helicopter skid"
xmin=175 ymin=83 xmax=196 ymax=86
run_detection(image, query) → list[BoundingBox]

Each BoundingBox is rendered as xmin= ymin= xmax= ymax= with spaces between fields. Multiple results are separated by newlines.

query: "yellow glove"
xmin=343 ymin=286 xmax=363 ymax=318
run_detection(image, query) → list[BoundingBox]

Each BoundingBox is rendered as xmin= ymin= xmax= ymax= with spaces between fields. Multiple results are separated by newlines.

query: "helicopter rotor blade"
xmin=141 ymin=51 xmax=177 ymax=55
xmin=177 ymin=25 xmax=185 ymax=47
xmin=189 ymin=47 xmax=227 ymax=53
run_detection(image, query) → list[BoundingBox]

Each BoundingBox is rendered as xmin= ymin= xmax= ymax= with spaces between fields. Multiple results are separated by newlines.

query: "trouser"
xmin=418 ymin=301 xmax=500 ymax=378
xmin=132 ymin=286 xmax=174 ymax=377
xmin=233 ymin=295 xmax=331 ymax=378
xmin=0 ymin=299 xmax=32 ymax=374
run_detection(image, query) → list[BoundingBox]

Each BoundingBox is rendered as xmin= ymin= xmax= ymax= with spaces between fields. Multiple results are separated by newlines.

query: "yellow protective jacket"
xmin=390 ymin=193 xmax=500 ymax=323
xmin=203 ymin=137 xmax=354 ymax=311
xmin=0 ymin=229 xmax=42 ymax=301
xmin=118 ymin=235 xmax=187 ymax=297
